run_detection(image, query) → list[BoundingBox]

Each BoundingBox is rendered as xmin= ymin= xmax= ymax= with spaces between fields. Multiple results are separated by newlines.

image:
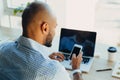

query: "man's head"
xmin=22 ymin=1 xmax=57 ymax=47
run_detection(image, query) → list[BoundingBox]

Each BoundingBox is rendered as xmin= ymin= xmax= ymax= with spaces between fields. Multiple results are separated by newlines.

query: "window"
xmin=7 ymin=0 xmax=34 ymax=8
xmin=7 ymin=0 xmax=46 ymax=8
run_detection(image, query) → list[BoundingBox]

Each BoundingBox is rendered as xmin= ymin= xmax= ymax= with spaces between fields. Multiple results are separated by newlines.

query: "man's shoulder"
xmin=0 ymin=41 xmax=15 ymax=52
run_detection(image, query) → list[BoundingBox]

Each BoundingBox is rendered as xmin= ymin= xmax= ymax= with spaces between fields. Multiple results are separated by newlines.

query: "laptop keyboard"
xmin=82 ymin=57 xmax=90 ymax=64
xmin=64 ymin=54 xmax=90 ymax=64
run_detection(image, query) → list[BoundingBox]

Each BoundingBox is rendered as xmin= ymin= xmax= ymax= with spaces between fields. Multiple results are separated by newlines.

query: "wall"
xmin=95 ymin=0 xmax=120 ymax=46
xmin=46 ymin=0 xmax=66 ymax=52
xmin=65 ymin=0 xmax=98 ymax=31
xmin=47 ymin=0 xmax=66 ymax=30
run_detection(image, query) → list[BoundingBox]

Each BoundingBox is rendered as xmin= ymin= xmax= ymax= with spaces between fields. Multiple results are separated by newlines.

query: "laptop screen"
xmin=59 ymin=28 xmax=97 ymax=57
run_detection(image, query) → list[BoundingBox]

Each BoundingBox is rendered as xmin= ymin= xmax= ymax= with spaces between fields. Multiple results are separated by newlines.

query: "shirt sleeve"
xmin=52 ymin=62 xmax=71 ymax=80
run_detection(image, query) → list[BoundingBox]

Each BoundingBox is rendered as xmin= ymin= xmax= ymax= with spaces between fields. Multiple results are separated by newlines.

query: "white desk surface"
xmin=82 ymin=58 xmax=119 ymax=80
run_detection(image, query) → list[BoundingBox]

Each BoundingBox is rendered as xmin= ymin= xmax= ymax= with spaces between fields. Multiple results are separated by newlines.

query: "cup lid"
xmin=108 ymin=47 xmax=117 ymax=53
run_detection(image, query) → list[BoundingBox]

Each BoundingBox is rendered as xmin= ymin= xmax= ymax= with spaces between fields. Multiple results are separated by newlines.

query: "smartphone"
xmin=69 ymin=44 xmax=82 ymax=60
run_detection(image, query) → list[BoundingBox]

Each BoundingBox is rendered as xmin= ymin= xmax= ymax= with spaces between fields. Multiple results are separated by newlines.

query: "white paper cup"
xmin=108 ymin=52 xmax=116 ymax=62
xmin=108 ymin=47 xmax=117 ymax=62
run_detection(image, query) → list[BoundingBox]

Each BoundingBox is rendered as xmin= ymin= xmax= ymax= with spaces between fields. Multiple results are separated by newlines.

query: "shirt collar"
xmin=16 ymin=36 xmax=50 ymax=59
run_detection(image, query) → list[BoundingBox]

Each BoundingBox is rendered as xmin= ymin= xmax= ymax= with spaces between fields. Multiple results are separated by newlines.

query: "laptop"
xmin=59 ymin=28 xmax=97 ymax=73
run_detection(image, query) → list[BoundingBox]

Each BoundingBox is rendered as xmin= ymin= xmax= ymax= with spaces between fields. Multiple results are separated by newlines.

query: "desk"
xmin=82 ymin=58 xmax=118 ymax=80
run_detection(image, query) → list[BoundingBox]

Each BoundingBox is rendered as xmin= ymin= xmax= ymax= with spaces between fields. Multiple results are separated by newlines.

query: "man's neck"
xmin=22 ymin=33 xmax=44 ymax=45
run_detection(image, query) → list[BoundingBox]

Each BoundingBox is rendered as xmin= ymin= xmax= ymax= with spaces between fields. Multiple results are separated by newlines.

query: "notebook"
xmin=59 ymin=28 xmax=97 ymax=73
xmin=112 ymin=62 xmax=120 ymax=79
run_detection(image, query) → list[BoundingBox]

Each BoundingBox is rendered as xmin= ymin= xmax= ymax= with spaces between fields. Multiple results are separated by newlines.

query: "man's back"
xmin=0 ymin=1 xmax=83 ymax=80
xmin=0 ymin=36 xmax=58 ymax=80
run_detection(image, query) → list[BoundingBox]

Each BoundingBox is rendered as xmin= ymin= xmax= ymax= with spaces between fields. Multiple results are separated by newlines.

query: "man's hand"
xmin=72 ymin=52 xmax=82 ymax=70
xmin=49 ymin=52 xmax=64 ymax=62
xmin=71 ymin=53 xmax=83 ymax=80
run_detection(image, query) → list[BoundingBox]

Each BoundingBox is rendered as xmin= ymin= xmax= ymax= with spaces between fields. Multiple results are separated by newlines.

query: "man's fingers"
xmin=53 ymin=52 xmax=65 ymax=59
xmin=76 ymin=53 xmax=83 ymax=63
xmin=71 ymin=53 xmax=83 ymax=70
xmin=57 ymin=53 xmax=64 ymax=59
xmin=54 ymin=58 xmax=63 ymax=62
xmin=72 ymin=54 xmax=76 ymax=59
xmin=50 ymin=52 xmax=65 ymax=61
xmin=57 ymin=58 xmax=63 ymax=62
xmin=77 ymin=51 xmax=82 ymax=57
xmin=72 ymin=54 xmax=76 ymax=64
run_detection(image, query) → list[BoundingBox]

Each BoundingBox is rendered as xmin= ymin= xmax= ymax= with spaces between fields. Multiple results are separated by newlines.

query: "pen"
xmin=96 ymin=68 xmax=112 ymax=72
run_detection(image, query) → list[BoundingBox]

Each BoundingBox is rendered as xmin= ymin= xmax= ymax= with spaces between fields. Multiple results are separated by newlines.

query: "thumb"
xmin=72 ymin=54 xmax=76 ymax=59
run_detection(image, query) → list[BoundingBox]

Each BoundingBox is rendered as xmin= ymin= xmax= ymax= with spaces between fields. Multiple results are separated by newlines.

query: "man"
xmin=0 ymin=1 xmax=83 ymax=80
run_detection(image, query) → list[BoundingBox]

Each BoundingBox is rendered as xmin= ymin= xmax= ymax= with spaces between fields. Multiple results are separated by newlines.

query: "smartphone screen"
xmin=69 ymin=46 xmax=81 ymax=59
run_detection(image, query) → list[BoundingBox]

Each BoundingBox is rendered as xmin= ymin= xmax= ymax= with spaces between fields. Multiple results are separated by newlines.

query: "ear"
xmin=41 ymin=22 xmax=49 ymax=35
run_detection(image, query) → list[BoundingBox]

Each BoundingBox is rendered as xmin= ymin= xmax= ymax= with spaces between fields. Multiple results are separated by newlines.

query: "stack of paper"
xmin=112 ymin=62 xmax=120 ymax=79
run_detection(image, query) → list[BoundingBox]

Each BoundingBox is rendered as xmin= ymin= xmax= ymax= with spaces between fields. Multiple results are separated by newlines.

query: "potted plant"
xmin=13 ymin=2 xmax=30 ymax=15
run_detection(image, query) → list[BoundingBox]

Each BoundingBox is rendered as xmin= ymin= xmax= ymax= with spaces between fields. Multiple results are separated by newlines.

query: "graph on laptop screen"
xmin=59 ymin=28 xmax=97 ymax=57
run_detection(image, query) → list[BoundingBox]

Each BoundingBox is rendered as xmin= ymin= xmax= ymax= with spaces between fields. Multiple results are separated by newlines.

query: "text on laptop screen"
xmin=59 ymin=28 xmax=97 ymax=57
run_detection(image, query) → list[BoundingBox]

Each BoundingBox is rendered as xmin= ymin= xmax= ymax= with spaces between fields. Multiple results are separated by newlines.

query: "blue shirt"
xmin=0 ymin=36 xmax=71 ymax=80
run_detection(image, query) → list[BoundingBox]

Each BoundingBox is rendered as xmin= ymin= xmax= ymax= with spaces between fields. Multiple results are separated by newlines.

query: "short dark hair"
xmin=22 ymin=1 xmax=47 ymax=33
